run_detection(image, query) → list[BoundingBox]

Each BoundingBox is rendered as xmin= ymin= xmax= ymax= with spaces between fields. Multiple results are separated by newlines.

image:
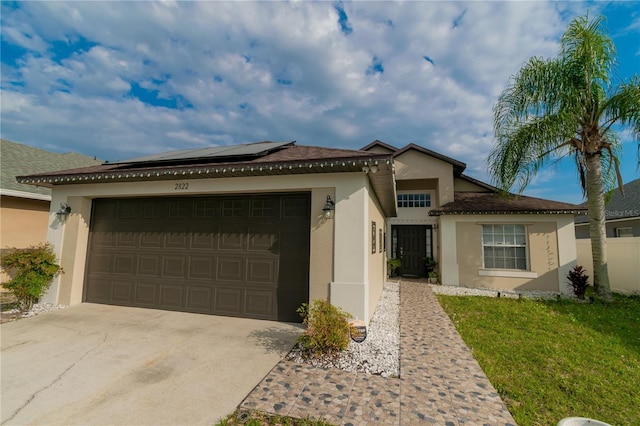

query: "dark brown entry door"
xmin=84 ymin=193 xmax=310 ymax=322
xmin=397 ymin=226 xmax=427 ymax=277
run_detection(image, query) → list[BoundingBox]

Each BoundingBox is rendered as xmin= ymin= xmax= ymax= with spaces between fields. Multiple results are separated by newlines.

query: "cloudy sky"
xmin=1 ymin=1 xmax=638 ymax=204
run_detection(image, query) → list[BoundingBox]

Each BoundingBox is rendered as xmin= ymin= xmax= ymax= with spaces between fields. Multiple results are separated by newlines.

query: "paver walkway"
xmin=240 ymin=281 xmax=516 ymax=425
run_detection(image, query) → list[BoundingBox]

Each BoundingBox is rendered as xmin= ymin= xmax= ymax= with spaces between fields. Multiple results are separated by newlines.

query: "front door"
xmin=396 ymin=226 xmax=427 ymax=277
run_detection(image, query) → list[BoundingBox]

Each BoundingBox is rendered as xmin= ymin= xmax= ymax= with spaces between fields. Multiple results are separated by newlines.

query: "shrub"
xmin=567 ymin=265 xmax=589 ymax=300
xmin=0 ymin=243 xmax=63 ymax=311
xmin=296 ymin=299 xmax=352 ymax=357
xmin=387 ymin=258 xmax=401 ymax=276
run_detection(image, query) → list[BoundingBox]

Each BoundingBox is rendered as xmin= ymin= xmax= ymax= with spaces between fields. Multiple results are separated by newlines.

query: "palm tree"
xmin=489 ymin=14 xmax=640 ymax=299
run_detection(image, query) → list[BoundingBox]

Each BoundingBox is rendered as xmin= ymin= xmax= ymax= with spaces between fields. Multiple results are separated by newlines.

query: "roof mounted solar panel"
xmin=112 ymin=141 xmax=295 ymax=165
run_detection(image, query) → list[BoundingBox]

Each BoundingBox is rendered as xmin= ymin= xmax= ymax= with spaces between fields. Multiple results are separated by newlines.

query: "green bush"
xmin=1 ymin=243 xmax=63 ymax=311
xmin=296 ymin=299 xmax=352 ymax=357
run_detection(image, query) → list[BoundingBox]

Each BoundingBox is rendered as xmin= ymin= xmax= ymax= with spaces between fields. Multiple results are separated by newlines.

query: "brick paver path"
xmin=241 ymin=281 xmax=516 ymax=425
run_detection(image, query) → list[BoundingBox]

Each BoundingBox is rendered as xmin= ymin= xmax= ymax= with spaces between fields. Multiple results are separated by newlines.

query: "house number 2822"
xmin=174 ymin=183 xmax=189 ymax=190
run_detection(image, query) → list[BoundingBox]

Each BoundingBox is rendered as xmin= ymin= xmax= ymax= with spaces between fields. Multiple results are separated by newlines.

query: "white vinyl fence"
xmin=576 ymin=237 xmax=640 ymax=295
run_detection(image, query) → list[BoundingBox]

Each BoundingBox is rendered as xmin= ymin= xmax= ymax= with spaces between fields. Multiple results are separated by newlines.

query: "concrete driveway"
xmin=1 ymin=303 xmax=302 ymax=425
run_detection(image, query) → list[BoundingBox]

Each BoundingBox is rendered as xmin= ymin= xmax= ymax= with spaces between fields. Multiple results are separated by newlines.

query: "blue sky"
xmin=1 ymin=1 xmax=638 ymax=204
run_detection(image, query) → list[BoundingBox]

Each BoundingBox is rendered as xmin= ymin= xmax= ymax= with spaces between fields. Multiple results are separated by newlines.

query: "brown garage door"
xmin=84 ymin=193 xmax=310 ymax=321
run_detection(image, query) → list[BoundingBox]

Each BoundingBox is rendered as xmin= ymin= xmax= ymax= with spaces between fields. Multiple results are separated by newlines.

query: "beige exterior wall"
xmin=1 ymin=196 xmax=50 ymax=249
xmin=1 ymin=196 xmax=51 ymax=284
xmin=393 ymin=150 xmax=455 ymax=206
xmin=367 ymin=188 xmax=386 ymax=320
xmin=43 ymin=172 xmax=381 ymax=321
xmin=440 ymin=214 xmax=577 ymax=293
xmin=576 ymin=237 xmax=640 ymax=294
xmin=453 ymin=177 xmax=491 ymax=192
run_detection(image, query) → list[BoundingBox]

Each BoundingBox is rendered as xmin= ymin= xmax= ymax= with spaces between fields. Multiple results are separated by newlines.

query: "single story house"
xmin=18 ymin=140 xmax=585 ymax=323
xmin=1 ymin=139 xmax=101 ymax=283
xmin=574 ymin=178 xmax=640 ymax=239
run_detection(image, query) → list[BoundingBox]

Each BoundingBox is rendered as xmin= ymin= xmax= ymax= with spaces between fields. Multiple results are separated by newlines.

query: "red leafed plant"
xmin=567 ymin=265 xmax=589 ymax=300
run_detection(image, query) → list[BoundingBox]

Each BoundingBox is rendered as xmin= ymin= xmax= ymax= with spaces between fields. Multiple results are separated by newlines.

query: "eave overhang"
xmin=17 ymin=154 xmax=398 ymax=217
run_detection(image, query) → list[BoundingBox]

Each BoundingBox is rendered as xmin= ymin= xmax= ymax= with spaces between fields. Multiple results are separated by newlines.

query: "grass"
xmin=216 ymin=409 xmax=334 ymax=426
xmin=436 ymin=293 xmax=640 ymax=426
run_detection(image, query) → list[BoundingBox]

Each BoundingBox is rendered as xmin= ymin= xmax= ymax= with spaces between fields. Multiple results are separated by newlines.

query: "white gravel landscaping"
xmin=2 ymin=302 xmax=68 ymax=321
xmin=287 ymin=281 xmax=400 ymax=377
xmin=429 ymin=283 xmax=563 ymax=300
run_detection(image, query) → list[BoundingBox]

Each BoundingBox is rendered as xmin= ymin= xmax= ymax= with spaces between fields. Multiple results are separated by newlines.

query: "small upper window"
xmin=397 ymin=193 xmax=431 ymax=208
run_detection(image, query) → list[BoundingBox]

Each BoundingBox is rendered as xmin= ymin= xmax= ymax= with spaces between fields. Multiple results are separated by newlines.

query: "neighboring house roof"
xmin=361 ymin=140 xmax=466 ymax=174
xmin=1 ymin=139 xmax=102 ymax=201
xmin=430 ymin=192 xmax=586 ymax=215
xmin=574 ymin=178 xmax=640 ymax=224
xmin=17 ymin=141 xmax=398 ymax=217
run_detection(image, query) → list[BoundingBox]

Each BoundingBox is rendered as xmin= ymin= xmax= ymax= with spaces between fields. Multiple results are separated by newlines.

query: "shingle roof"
xmin=574 ymin=178 xmax=640 ymax=223
xmin=429 ymin=192 xmax=586 ymax=215
xmin=361 ymin=140 xmax=467 ymax=175
xmin=16 ymin=141 xmax=398 ymax=216
xmin=1 ymin=139 xmax=102 ymax=200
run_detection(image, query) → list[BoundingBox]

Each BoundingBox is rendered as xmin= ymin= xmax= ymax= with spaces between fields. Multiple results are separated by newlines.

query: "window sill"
xmin=479 ymin=269 xmax=537 ymax=279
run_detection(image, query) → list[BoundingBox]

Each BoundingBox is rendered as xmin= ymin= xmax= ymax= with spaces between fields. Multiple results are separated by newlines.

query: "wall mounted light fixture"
xmin=56 ymin=203 xmax=72 ymax=221
xmin=322 ymin=195 xmax=335 ymax=219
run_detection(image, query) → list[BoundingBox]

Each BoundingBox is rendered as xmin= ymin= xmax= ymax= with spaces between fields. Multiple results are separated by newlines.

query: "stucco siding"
xmin=1 ymin=196 xmax=50 ymax=250
xmin=442 ymin=214 xmax=576 ymax=292
xmin=453 ymin=177 xmax=491 ymax=192
xmin=43 ymin=173 xmax=375 ymax=320
xmin=455 ymin=221 xmax=559 ymax=291
xmin=1 ymin=196 xmax=51 ymax=284
xmin=367 ymin=187 xmax=386 ymax=321
xmin=393 ymin=150 xmax=454 ymax=206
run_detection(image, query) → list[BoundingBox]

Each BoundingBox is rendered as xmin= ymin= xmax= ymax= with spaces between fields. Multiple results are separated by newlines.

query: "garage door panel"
xmin=163 ymin=256 xmax=187 ymax=278
xmin=159 ymin=285 xmax=184 ymax=309
xmin=91 ymin=232 xmax=115 ymax=248
xmin=246 ymin=258 xmax=277 ymax=284
xmin=88 ymin=253 xmax=112 ymax=274
xmin=247 ymin=227 xmax=277 ymax=252
xmin=85 ymin=277 xmax=111 ymax=302
xmin=245 ymin=290 xmax=274 ymax=318
xmin=114 ymin=253 xmax=136 ymax=275
xmin=135 ymin=282 xmax=158 ymax=306
xmin=140 ymin=233 xmax=163 ymax=248
xmin=191 ymin=231 xmax=217 ymax=249
xmin=115 ymin=232 xmax=138 ymax=248
xmin=216 ymin=257 xmax=244 ymax=282
xmin=165 ymin=231 xmax=190 ymax=249
xmin=85 ymin=194 xmax=310 ymax=321
xmin=215 ymin=288 xmax=242 ymax=314
xmin=188 ymin=256 xmax=214 ymax=280
xmin=186 ymin=286 xmax=213 ymax=311
xmin=112 ymin=280 xmax=134 ymax=303
xmin=138 ymin=255 xmax=160 ymax=277
xmin=218 ymin=228 xmax=245 ymax=250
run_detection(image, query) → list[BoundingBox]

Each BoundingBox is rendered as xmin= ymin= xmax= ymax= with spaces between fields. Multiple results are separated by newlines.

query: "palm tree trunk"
xmin=585 ymin=152 xmax=611 ymax=299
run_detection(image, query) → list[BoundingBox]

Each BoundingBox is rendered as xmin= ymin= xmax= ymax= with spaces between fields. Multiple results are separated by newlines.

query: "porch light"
xmin=322 ymin=195 xmax=335 ymax=219
xmin=56 ymin=203 xmax=72 ymax=221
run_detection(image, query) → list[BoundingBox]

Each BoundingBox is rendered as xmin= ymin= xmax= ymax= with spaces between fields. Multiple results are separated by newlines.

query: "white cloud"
xmin=0 ymin=0 xmax=636 ymax=204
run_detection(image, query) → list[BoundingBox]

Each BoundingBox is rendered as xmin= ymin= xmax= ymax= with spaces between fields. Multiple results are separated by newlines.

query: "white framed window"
xmin=615 ymin=227 xmax=633 ymax=238
xmin=482 ymin=224 xmax=528 ymax=270
xmin=397 ymin=193 xmax=431 ymax=208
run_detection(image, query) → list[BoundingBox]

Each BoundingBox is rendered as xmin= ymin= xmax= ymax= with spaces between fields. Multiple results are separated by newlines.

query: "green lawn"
xmin=216 ymin=410 xmax=334 ymax=426
xmin=436 ymin=293 xmax=640 ymax=426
